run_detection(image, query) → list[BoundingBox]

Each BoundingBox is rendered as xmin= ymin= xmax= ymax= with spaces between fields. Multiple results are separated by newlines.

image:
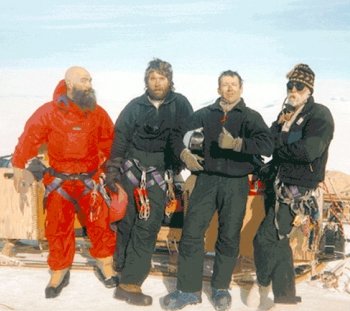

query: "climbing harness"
xmin=273 ymin=178 xmax=320 ymax=240
xmin=44 ymin=168 xmax=105 ymax=221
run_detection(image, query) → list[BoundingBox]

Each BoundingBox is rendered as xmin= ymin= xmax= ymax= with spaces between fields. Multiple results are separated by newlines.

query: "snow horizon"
xmin=1 ymin=68 xmax=349 ymax=174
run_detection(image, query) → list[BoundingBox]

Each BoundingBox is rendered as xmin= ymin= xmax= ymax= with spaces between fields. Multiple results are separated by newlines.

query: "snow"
xmin=1 ymin=226 xmax=350 ymax=311
xmin=0 ymin=69 xmax=349 ymax=174
xmin=1 ymin=264 xmax=350 ymax=311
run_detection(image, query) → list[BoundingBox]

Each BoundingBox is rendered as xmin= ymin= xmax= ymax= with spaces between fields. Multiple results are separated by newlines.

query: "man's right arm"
xmin=12 ymin=103 xmax=50 ymax=193
xmin=12 ymin=103 xmax=51 ymax=169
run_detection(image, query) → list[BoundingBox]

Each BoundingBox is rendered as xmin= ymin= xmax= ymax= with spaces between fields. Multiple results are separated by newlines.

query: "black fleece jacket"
xmin=187 ymin=98 xmax=273 ymax=177
xmin=271 ymin=96 xmax=334 ymax=188
xmin=110 ymin=91 xmax=193 ymax=170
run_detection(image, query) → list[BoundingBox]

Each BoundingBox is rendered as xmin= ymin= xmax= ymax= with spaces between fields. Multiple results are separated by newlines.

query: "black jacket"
xmin=272 ymin=96 xmax=334 ymax=188
xmin=110 ymin=91 xmax=193 ymax=171
xmin=187 ymin=98 xmax=273 ymax=177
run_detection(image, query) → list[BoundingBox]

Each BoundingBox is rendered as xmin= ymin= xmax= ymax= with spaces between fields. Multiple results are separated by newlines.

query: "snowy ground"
xmin=1 ymin=263 xmax=350 ymax=311
xmin=1 ymin=229 xmax=350 ymax=311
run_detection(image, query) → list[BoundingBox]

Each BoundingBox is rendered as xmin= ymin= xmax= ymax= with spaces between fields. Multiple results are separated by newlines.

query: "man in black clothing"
xmin=106 ymin=58 xmax=194 ymax=306
xmin=249 ymin=64 xmax=334 ymax=309
xmin=162 ymin=70 xmax=273 ymax=311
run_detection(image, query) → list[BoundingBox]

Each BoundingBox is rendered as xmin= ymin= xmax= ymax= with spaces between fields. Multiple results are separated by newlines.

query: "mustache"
xmin=72 ymin=88 xmax=96 ymax=111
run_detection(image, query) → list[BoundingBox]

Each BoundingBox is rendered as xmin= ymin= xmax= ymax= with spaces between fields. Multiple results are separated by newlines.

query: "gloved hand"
xmin=105 ymin=157 xmax=123 ymax=193
xmin=13 ymin=167 xmax=24 ymax=193
xmin=12 ymin=167 xmax=34 ymax=194
xmin=218 ymin=127 xmax=243 ymax=152
xmin=26 ymin=158 xmax=47 ymax=181
xmin=180 ymin=148 xmax=204 ymax=172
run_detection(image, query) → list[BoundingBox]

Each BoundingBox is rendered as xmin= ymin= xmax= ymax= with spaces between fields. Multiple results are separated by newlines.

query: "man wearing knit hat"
xmin=246 ymin=64 xmax=334 ymax=310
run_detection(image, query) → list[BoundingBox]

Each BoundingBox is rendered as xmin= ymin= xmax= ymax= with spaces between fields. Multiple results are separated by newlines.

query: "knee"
xmin=179 ymin=235 xmax=204 ymax=256
xmin=216 ymin=237 xmax=239 ymax=257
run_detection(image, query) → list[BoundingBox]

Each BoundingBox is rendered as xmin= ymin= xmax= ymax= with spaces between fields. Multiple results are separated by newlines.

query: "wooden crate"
xmin=0 ymin=168 xmax=83 ymax=241
xmin=0 ymin=168 xmax=45 ymax=240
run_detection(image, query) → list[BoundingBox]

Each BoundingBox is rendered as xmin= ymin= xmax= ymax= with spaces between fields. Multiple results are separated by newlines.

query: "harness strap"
xmin=44 ymin=177 xmax=80 ymax=212
xmin=44 ymin=168 xmax=103 ymax=213
xmin=47 ymin=167 xmax=96 ymax=181
xmin=121 ymin=159 xmax=166 ymax=191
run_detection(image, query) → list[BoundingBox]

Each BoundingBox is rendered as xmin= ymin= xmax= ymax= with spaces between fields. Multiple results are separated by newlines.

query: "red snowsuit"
xmin=12 ymin=80 xmax=116 ymax=270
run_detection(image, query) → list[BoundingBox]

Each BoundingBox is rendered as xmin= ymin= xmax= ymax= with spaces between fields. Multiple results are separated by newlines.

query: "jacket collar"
xmin=209 ymin=97 xmax=246 ymax=112
xmin=300 ymin=96 xmax=315 ymax=115
xmin=139 ymin=91 xmax=177 ymax=107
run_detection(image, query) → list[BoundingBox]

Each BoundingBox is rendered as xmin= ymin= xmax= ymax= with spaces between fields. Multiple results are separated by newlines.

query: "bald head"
xmin=64 ymin=66 xmax=96 ymax=111
xmin=65 ymin=66 xmax=92 ymax=94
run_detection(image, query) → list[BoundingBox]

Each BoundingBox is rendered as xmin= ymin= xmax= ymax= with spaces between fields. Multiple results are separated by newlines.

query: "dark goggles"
xmin=287 ymin=81 xmax=305 ymax=91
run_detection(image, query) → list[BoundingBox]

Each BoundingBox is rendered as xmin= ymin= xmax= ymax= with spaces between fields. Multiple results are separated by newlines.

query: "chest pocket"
xmin=50 ymin=122 xmax=98 ymax=160
xmin=288 ymin=130 xmax=302 ymax=144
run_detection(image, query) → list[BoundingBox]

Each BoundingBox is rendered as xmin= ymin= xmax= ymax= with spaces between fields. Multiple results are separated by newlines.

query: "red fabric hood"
xmin=52 ymin=79 xmax=68 ymax=103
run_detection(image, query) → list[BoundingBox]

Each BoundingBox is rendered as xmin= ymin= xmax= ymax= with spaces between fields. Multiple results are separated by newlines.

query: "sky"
xmin=0 ymin=0 xmax=349 ymax=173
xmin=1 ymin=0 xmax=350 ymax=79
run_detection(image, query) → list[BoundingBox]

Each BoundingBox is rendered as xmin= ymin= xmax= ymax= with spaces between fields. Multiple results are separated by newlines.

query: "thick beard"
xmin=287 ymin=92 xmax=309 ymax=108
xmin=72 ymin=88 xmax=97 ymax=111
xmin=147 ymin=88 xmax=170 ymax=101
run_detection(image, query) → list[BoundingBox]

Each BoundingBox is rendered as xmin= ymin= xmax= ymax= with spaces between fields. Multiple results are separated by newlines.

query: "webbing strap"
xmin=44 ymin=173 xmax=103 ymax=213
xmin=44 ymin=177 xmax=80 ymax=212
xmin=122 ymin=159 xmax=166 ymax=191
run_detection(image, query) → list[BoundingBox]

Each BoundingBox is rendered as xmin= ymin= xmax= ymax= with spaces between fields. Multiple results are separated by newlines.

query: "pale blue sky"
xmin=1 ymin=0 xmax=350 ymax=173
xmin=1 ymin=0 xmax=350 ymax=81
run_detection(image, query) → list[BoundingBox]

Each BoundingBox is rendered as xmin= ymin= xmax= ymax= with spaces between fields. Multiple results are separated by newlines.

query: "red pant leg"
xmin=44 ymin=189 xmax=76 ymax=270
xmin=78 ymin=190 xmax=116 ymax=258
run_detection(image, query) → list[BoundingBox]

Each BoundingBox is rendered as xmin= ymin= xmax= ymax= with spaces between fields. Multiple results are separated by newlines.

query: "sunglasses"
xmin=287 ymin=81 xmax=305 ymax=91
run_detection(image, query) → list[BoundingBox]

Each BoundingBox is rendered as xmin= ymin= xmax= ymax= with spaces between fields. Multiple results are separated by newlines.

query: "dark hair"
xmin=218 ymin=70 xmax=243 ymax=87
xmin=144 ymin=58 xmax=174 ymax=90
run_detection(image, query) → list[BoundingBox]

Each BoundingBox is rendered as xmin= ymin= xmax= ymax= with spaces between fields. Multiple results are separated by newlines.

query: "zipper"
xmin=309 ymin=164 xmax=314 ymax=172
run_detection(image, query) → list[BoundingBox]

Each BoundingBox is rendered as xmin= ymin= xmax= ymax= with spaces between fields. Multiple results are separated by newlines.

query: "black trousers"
xmin=117 ymin=164 xmax=167 ymax=286
xmin=253 ymin=185 xmax=310 ymax=299
xmin=176 ymin=173 xmax=249 ymax=292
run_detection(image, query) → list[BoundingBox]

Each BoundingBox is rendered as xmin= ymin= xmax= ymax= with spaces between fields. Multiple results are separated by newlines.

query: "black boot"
xmin=94 ymin=266 xmax=119 ymax=288
xmin=114 ymin=284 xmax=152 ymax=306
xmin=45 ymin=270 xmax=70 ymax=299
xmin=274 ymin=295 xmax=302 ymax=304
xmin=211 ymin=288 xmax=232 ymax=311
xmin=95 ymin=256 xmax=119 ymax=288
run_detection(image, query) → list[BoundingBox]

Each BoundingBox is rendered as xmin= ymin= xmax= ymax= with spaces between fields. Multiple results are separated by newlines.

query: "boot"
xmin=95 ymin=256 xmax=119 ymax=288
xmin=245 ymin=283 xmax=274 ymax=310
xmin=114 ymin=284 xmax=152 ymax=306
xmin=211 ymin=288 xmax=231 ymax=311
xmin=258 ymin=285 xmax=275 ymax=310
xmin=274 ymin=295 xmax=301 ymax=304
xmin=163 ymin=290 xmax=201 ymax=310
xmin=45 ymin=268 xmax=70 ymax=298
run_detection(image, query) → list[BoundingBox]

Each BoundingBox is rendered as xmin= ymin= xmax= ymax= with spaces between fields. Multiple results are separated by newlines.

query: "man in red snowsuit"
xmin=12 ymin=66 xmax=117 ymax=298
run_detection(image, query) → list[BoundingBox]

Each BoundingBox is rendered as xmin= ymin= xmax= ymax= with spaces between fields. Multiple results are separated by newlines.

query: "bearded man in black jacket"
xmin=106 ymin=58 xmax=193 ymax=306
xmin=248 ymin=64 xmax=334 ymax=310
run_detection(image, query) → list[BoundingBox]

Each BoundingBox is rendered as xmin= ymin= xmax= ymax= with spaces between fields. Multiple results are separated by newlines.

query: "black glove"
xmin=27 ymin=158 xmax=47 ymax=181
xmin=258 ymin=161 xmax=277 ymax=183
xmin=105 ymin=157 xmax=123 ymax=193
